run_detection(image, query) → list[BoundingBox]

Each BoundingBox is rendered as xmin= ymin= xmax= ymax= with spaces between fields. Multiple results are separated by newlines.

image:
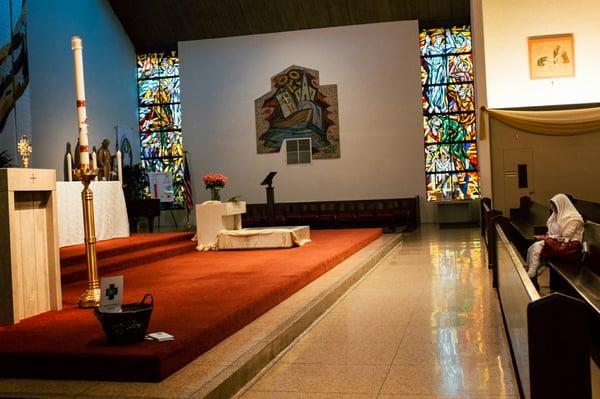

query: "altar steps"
xmin=60 ymin=232 xmax=196 ymax=285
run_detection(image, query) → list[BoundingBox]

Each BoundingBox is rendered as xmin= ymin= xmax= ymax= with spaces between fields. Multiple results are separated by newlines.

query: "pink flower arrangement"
xmin=202 ymin=173 xmax=229 ymax=190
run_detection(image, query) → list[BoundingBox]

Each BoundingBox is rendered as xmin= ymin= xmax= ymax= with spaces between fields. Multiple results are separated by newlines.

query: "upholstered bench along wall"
xmin=242 ymin=197 xmax=419 ymax=231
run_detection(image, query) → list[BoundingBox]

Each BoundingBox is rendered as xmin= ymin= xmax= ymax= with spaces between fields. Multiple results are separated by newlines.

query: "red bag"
xmin=539 ymin=238 xmax=582 ymax=263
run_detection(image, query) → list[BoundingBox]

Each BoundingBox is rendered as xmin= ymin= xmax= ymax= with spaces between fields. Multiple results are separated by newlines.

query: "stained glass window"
xmin=136 ymin=50 xmax=184 ymax=207
xmin=420 ymin=26 xmax=480 ymax=201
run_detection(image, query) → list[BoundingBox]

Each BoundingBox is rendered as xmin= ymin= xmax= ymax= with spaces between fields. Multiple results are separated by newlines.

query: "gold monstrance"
xmin=16 ymin=135 xmax=32 ymax=168
xmin=71 ymin=36 xmax=101 ymax=308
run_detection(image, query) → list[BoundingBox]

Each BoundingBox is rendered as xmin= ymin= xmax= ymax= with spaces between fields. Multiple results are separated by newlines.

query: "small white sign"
xmin=148 ymin=172 xmax=174 ymax=203
xmin=100 ymin=276 xmax=124 ymax=313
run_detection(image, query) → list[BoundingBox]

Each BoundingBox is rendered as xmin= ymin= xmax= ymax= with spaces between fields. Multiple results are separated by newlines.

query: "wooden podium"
xmin=0 ymin=168 xmax=62 ymax=325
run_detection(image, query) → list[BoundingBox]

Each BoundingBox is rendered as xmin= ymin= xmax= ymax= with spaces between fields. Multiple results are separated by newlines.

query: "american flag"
xmin=182 ymin=154 xmax=194 ymax=211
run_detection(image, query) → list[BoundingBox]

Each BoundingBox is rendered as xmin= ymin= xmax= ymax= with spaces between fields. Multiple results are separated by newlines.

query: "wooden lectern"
xmin=0 ymin=168 xmax=62 ymax=325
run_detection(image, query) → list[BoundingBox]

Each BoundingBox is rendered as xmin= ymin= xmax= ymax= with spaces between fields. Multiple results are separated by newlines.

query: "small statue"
xmin=97 ymin=138 xmax=113 ymax=181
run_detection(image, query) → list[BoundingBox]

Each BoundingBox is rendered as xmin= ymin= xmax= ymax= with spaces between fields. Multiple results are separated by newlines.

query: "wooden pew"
xmin=509 ymin=195 xmax=600 ymax=259
xmin=509 ymin=196 xmax=549 ymax=258
xmin=480 ymin=197 xmax=502 ymax=273
xmin=545 ymin=221 xmax=600 ymax=352
xmin=571 ymin=197 xmax=600 ymax=224
xmin=491 ymin=216 xmax=591 ymax=399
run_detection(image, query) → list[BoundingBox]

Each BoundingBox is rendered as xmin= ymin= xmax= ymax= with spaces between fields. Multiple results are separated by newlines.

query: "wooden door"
xmin=503 ymin=148 xmax=535 ymax=213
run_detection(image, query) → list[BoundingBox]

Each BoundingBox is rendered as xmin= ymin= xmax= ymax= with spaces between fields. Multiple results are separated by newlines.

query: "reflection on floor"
xmin=238 ymin=225 xmax=519 ymax=399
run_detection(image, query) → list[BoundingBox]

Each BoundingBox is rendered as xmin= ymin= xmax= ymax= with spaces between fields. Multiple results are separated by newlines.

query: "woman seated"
xmin=526 ymin=193 xmax=584 ymax=287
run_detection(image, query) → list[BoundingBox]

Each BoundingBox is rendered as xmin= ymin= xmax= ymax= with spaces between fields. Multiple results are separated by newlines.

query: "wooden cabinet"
xmin=0 ymin=168 xmax=62 ymax=324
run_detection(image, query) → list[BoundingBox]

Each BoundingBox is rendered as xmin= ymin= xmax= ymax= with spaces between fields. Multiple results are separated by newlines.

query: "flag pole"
xmin=182 ymin=151 xmax=194 ymax=229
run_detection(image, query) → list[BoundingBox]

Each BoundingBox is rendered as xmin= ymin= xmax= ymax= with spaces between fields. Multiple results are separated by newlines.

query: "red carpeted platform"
xmin=0 ymin=228 xmax=382 ymax=382
xmin=60 ymin=232 xmax=197 ymax=284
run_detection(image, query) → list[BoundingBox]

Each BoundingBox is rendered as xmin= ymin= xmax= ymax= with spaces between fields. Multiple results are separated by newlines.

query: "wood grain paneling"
xmin=0 ymin=169 xmax=62 ymax=325
xmin=108 ymin=0 xmax=470 ymax=51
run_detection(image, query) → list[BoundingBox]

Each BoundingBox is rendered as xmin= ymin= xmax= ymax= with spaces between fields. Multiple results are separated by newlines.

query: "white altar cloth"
xmin=56 ymin=181 xmax=130 ymax=247
xmin=217 ymin=226 xmax=311 ymax=250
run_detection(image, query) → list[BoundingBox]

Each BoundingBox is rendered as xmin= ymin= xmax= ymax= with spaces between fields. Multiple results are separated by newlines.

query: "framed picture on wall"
xmin=528 ymin=33 xmax=575 ymax=79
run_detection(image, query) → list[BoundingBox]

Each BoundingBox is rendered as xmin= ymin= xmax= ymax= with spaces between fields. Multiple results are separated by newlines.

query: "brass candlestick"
xmin=74 ymin=165 xmax=101 ymax=308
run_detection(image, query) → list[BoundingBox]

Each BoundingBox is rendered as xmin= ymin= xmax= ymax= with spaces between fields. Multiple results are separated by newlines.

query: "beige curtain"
xmin=479 ymin=106 xmax=600 ymax=139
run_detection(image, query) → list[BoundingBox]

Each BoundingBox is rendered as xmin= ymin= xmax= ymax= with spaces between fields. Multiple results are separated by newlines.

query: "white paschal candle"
xmin=91 ymin=151 xmax=98 ymax=181
xmin=116 ymin=150 xmax=123 ymax=183
xmin=66 ymin=153 xmax=73 ymax=181
xmin=71 ymin=36 xmax=89 ymax=167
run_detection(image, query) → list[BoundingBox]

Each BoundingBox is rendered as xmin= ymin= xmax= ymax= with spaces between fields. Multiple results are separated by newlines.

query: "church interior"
xmin=1 ymin=0 xmax=600 ymax=398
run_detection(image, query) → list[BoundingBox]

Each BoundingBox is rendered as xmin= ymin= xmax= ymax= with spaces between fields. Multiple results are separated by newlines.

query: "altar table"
xmin=196 ymin=201 xmax=246 ymax=251
xmin=56 ymin=181 xmax=129 ymax=247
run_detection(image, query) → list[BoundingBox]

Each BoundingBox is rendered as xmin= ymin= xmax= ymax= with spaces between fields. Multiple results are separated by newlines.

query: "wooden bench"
xmin=509 ymin=195 xmax=600 ymax=259
xmin=242 ymin=196 xmax=420 ymax=231
xmin=546 ymin=221 xmax=600 ymax=353
xmin=490 ymin=215 xmax=591 ymax=398
xmin=480 ymin=197 xmax=502 ymax=274
xmin=571 ymin=197 xmax=600 ymax=224
xmin=509 ymin=196 xmax=549 ymax=258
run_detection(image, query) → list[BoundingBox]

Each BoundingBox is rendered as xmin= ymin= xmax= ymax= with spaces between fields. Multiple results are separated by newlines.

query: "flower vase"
xmin=210 ymin=188 xmax=221 ymax=201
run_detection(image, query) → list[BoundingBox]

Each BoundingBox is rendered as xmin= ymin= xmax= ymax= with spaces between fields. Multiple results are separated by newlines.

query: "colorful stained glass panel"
xmin=445 ymin=26 xmax=472 ymax=54
xmin=159 ymin=78 xmax=181 ymax=103
xmin=422 ymin=57 xmax=448 ymax=85
xmin=425 ymin=142 xmax=478 ymax=172
xmin=448 ymin=54 xmax=473 ymax=82
xmin=140 ymin=132 xmax=162 ymax=158
xmin=450 ymin=114 xmax=476 ymax=141
xmin=423 ymin=115 xmax=476 ymax=143
xmin=419 ymin=28 xmax=446 ymax=55
xmin=426 ymin=172 xmax=480 ymax=201
xmin=138 ymin=79 xmax=160 ymax=105
xmin=138 ymin=78 xmax=181 ymax=105
xmin=139 ymin=104 xmax=182 ymax=132
xmin=447 ymin=83 xmax=474 ymax=112
xmin=422 ymin=86 xmax=448 ymax=114
xmin=137 ymin=51 xmax=179 ymax=79
xmin=164 ymin=131 xmax=184 ymax=157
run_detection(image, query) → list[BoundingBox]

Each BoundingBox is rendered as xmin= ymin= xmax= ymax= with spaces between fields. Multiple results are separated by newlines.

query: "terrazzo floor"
xmin=237 ymin=225 xmax=519 ymax=399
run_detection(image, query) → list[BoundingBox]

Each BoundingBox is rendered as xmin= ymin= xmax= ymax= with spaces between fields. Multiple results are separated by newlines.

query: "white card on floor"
xmin=146 ymin=332 xmax=174 ymax=342
xmin=99 ymin=276 xmax=124 ymax=312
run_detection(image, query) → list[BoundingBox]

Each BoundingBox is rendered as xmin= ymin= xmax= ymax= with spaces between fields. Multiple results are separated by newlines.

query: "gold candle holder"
xmin=73 ymin=165 xmax=101 ymax=308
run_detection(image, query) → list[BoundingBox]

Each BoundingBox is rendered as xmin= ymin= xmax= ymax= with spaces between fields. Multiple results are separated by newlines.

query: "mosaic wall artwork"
xmin=255 ymin=65 xmax=340 ymax=159
xmin=136 ymin=50 xmax=184 ymax=207
xmin=420 ymin=26 xmax=480 ymax=201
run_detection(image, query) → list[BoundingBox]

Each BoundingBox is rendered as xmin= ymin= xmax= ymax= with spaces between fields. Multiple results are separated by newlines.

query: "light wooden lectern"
xmin=0 ymin=168 xmax=62 ymax=325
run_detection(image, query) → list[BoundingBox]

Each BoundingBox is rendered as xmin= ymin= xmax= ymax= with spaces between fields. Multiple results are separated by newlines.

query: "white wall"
xmin=478 ymin=0 xmax=600 ymax=210
xmin=482 ymin=0 xmax=600 ymax=108
xmin=180 ymin=21 xmax=427 ymax=218
xmin=27 ymin=0 xmax=137 ymax=177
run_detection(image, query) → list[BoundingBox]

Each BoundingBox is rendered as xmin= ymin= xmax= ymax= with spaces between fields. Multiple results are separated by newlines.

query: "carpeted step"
xmin=0 ymin=229 xmax=384 ymax=383
xmin=60 ymin=232 xmax=195 ymax=267
xmin=61 ymin=239 xmax=197 ymax=285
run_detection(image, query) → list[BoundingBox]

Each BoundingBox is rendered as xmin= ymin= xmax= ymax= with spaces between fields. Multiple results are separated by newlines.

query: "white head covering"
xmin=547 ymin=193 xmax=584 ymax=230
